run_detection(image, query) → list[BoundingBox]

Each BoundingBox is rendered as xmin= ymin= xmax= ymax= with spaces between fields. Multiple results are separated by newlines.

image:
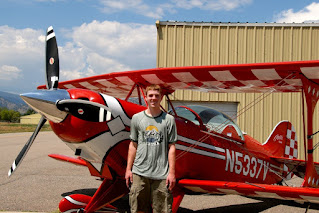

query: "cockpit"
xmin=171 ymin=105 xmax=244 ymax=141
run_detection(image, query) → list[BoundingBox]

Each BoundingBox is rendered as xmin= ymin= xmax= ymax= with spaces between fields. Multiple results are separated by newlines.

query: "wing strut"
xmin=300 ymin=73 xmax=319 ymax=187
xmin=166 ymin=94 xmax=177 ymax=116
xmin=125 ymin=83 xmax=137 ymax=101
xmin=124 ymin=83 xmax=147 ymax=106
xmin=137 ymin=84 xmax=147 ymax=106
xmin=302 ymin=89 xmax=308 ymax=161
xmin=137 ymin=84 xmax=142 ymax=105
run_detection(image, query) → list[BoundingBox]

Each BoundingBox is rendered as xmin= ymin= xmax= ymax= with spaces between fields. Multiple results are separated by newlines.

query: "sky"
xmin=1 ymin=0 xmax=319 ymax=94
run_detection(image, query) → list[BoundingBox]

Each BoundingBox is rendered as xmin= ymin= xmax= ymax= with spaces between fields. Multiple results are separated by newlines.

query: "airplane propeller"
xmin=8 ymin=26 xmax=60 ymax=177
xmin=8 ymin=26 xmax=112 ymax=177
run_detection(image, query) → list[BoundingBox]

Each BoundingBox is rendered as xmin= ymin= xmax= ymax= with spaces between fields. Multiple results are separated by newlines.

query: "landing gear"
xmin=77 ymin=208 xmax=84 ymax=213
xmin=305 ymin=203 xmax=310 ymax=213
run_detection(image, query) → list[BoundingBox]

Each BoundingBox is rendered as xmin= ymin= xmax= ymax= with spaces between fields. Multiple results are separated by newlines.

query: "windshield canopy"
xmin=174 ymin=105 xmax=244 ymax=141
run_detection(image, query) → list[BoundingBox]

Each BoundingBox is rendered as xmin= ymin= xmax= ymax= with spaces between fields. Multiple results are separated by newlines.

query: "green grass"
xmin=0 ymin=122 xmax=52 ymax=134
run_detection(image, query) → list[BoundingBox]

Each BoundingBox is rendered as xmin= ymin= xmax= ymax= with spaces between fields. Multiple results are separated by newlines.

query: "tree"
xmin=0 ymin=108 xmax=21 ymax=123
xmin=10 ymin=110 xmax=21 ymax=122
xmin=23 ymin=108 xmax=36 ymax=116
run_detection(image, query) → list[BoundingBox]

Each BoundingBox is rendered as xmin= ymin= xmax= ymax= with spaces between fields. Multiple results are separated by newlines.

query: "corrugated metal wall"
xmin=156 ymin=21 xmax=319 ymax=161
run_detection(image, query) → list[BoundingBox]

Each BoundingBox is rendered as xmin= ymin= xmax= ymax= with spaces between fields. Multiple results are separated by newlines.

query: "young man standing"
xmin=125 ymin=84 xmax=177 ymax=213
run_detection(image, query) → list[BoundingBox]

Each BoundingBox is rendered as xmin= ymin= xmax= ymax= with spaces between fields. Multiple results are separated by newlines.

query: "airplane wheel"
xmin=76 ymin=208 xmax=84 ymax=213
xmin=59 ymin=194 xmax=91 ymax=213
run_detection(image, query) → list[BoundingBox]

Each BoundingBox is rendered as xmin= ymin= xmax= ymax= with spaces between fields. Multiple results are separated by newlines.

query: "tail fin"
xmin=263 ymin=120 xmax=298 ymax=179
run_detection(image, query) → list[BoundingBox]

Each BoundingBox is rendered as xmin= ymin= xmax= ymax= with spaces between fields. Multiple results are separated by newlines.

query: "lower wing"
xmin=48 ymin=154 xmax=87 ymax=166
xmin=178 ymin=179 xmax=319 ymax=204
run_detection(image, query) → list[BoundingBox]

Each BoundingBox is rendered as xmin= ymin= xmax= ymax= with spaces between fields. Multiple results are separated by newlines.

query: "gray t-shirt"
xmin=130 ymin=110 xmax=177 ymax=179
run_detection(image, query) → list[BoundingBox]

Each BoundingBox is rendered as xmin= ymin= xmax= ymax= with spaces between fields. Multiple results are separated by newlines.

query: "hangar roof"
xmin=156 ymin=20 xmax=319 ymax=27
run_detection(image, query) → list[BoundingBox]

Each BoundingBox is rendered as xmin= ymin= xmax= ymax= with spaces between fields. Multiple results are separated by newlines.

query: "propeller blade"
xmin=45 ymin=26 xmax=59 ymax=90
xmin=56 ymin=99 xmax=112 ymax=122
xmin=8 ymin=116 xmax=47 ymax=177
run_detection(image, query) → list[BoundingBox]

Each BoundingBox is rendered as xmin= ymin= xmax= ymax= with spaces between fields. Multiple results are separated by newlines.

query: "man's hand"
xmin=125 ymin=141 xmax=137 ymax=189
xmin=167 ymin=143 xmax=176 ymax=191
xmin=125 ymin=170 xmax=133 ymax=188
xmin=166 ymin=172 xmax=176 ymax=191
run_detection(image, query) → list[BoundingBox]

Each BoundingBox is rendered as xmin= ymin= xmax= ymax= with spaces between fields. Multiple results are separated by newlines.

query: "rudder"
xmin=263 ymin=120 xmax=298 ymax=179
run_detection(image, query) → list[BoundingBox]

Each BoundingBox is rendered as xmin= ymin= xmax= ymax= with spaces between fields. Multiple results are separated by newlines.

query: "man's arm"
xmin=125 ymin=141 xmax=137 ymax=188
xmin=166 ymin=143 xmax=176 ymax=191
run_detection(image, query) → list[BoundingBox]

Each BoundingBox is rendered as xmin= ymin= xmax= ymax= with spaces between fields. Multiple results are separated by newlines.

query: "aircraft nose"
xmin=20 ymin=89 xmax=70 ymax=123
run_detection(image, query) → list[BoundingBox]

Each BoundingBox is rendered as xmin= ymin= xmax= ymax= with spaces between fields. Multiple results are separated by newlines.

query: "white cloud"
xmin=60 ymin=20 xmax=156 ymax=81
xmin=0 ymin=26 xmax=44 ymax=54
xmin=275 ymin=2 xmax=319 ymax=23
xmin=173 ymin=0 xmax=252 ymax=11
xmin=99 ymin=0 xmax=167 ymax=19
xmin=102 ymin=0 xmax=144 ymax=10
xmin=0 ymin=20 xmax=157 ymax=93
xmin=0 ymin=26 xmax=45 ymax=92
xmin=34 ymin=0 xmax=65 ymax=2
xmin=99 ymin=0 xmax=251 ymax=19
xmin=86 ymin=52 xmax=131 ymax=74
xmin=60 ymin=51 xmax=131 ymax=80
xmin=0 ymin=65 xmax=22 ymax=80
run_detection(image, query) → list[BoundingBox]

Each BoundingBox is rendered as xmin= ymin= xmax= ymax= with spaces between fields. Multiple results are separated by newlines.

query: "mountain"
xmin=0 ymin=91 xmax=29 ymax=114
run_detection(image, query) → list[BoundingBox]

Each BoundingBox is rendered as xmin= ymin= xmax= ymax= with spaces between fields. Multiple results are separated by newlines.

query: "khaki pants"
xmin=129 ymin=173 xmax=173 ymax=213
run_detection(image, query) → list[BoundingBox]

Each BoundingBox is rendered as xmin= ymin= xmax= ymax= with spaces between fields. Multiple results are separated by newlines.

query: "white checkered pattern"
xmin=282 ymin=125 xmax=298 ymax=180
xmin=285 ymin=126 xmax=298 ymax=159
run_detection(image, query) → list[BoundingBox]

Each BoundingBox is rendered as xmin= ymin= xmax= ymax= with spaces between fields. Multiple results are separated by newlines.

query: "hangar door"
xmin=170 ymin=101 xmax=238 ymax=122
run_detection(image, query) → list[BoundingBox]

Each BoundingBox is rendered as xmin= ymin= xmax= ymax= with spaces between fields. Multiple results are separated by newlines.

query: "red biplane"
xmin=8 ymin=26 xmax=319 ymax=212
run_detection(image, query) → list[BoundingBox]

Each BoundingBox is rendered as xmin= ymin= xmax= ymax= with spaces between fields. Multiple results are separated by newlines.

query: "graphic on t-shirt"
xmin=144 ymin=125 xmax=163 ymax=145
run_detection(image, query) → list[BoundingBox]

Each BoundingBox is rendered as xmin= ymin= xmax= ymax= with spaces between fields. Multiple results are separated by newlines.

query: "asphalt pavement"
xmin=1 ymin=132 xmax=319 ymax=212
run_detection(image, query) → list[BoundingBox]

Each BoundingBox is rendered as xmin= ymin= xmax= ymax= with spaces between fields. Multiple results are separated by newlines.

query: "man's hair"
xmin=146 ymin=84 xmax=162 ymax=95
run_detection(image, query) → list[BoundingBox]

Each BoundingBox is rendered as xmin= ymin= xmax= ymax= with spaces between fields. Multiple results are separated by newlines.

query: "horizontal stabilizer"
xmin=271 ymin=156 xmax=319 ymax=179
xmin=48 ymin=154 xmax=87 ymax=166
xmin=178 ymin=179 xmax=319 ymax=204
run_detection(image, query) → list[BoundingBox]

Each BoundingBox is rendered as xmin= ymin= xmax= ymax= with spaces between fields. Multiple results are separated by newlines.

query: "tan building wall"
xmin=156 ymin=21 xmax=319 ymax=161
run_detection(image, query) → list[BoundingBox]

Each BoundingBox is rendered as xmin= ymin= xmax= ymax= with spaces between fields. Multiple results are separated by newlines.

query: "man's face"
xmin=146 ymin=89 xmax=162 ymax=109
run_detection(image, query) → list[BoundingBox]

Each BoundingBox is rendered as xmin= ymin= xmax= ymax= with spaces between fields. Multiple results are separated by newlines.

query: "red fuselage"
xmin=49 ymin=89 xmax=282 ymax=187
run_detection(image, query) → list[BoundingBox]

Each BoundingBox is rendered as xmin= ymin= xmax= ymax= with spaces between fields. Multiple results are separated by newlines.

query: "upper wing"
xmin=178 ymin=179 xmax=319 ymax=204
xmin=38 ymin=60 xmax=319 ymax=98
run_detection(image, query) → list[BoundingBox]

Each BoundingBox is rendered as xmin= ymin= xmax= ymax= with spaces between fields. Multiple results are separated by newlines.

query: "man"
xmin=125 ymin=84 xmax=177 ymax=213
